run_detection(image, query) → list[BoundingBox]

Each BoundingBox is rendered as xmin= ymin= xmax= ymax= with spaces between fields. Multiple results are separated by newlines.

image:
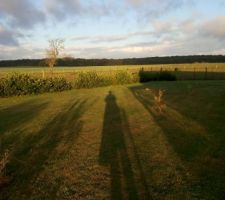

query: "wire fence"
xmin=1 ymin=64 xmax=225 ymax=80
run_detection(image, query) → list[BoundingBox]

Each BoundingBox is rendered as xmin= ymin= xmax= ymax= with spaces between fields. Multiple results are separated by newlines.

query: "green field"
xmin=1 ymin=81 xmax=225 ymax=199
xmin=1 ymin=63 xmax=225 ymax=74
xmin=1 ymin=63 xmax=225 ymax=81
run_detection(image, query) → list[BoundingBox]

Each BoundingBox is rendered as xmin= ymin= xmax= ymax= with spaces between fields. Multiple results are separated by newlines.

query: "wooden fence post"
xmin=193 ymin=67 xmax=196 ymax=80
xmin=205 ymin=67 xmax=208 ymax=80
xmin=42 ymin=70 xmax=45 ymax=78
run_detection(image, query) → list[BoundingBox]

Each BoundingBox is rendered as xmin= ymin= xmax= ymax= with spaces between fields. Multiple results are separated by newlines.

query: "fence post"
xmin=42 ymin=70 xmax=45 ymax=78
xmin=193 ymin=67 xmax=195 ymax=80
xmin=205 ymin=67 xmax=208 ymax=80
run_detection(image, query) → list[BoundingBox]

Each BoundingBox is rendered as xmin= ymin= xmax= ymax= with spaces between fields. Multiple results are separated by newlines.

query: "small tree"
xmin=46 ymin=39 xmax=64 ymax=73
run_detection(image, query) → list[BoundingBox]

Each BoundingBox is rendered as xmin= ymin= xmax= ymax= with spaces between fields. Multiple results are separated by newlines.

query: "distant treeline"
xmin=1 ymin=55 xmax=225 ymax=67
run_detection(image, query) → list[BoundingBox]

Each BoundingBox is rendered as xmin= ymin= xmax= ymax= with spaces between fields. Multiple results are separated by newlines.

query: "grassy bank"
xmin=0 ymin=81 xmax=225 ymax=199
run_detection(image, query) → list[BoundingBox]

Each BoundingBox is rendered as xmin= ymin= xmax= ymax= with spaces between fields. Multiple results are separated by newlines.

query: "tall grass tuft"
xmin=154 ymin=89 xmax=165 ymax=113
xmin=0 ymin=150 xmax=9 ymax=175
xmin=0 ymin=150 xmax=10 ymax=188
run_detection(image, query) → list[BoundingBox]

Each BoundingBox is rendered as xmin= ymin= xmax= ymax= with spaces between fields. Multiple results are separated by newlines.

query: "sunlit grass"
xmin=0 ymin=81 xmax=225 ymax=199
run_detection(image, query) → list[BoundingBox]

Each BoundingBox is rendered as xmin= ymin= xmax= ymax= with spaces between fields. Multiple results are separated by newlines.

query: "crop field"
xmin=1 ymin=80 xmax=225 ymax=199
xmin=1 ymin=63 xmax=225 ymax=81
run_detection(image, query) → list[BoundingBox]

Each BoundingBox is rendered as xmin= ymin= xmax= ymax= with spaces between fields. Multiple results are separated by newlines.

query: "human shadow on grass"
xmin=2 ymin=98 xmax=95 ymax=199
xmin=99 ymin=91 xmax=151 ymax=200
xmin=121 ymin=109 xmax=152 ymax=200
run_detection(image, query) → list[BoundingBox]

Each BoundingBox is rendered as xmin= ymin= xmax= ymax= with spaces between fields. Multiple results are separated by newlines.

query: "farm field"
xmin=1 ymin=63 xmax=225 ymax=73
xmin=0 ymin=81 xmax=225 ymax=199
xmin=1 ymin=63 xmax=225 ymax=81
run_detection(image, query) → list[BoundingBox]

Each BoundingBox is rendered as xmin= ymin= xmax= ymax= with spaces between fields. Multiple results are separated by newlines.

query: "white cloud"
xmin=44 ymin=0 xmax=82 ymax=20
xmin=0 ymin=0 xmax=45 ymax=28
xmin=201 ymin=15 xmax=225 ymax=39
xmin=0 ymin=44 xmax=44 ymax=60
xmin=0 ymin=1 xmax=224 ymax=59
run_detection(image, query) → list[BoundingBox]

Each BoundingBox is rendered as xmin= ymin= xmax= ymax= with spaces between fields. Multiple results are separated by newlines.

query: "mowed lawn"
xmin=0 ymin=81 xmax=225 ymax=200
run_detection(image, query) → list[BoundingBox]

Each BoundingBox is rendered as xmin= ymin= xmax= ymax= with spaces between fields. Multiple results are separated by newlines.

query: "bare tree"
xmin=45 ymin=39 xmax=64 ymax=73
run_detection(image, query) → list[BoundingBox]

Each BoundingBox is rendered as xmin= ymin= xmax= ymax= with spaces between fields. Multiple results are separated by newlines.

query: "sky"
xmin=0 ymin=0 xmax=225 ymax=60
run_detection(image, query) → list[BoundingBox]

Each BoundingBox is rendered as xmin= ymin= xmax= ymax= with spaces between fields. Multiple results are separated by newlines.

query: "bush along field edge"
xmin=0 ymin=70 xmax=176 ymax=97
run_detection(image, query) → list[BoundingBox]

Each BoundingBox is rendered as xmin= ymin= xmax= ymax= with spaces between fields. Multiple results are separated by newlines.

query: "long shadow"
xmin=0 ymin=100 xmax=49 ymax=152
xmin=130 ymin=85 xmax=206 ymax=161
xmin=173 ymin=71 xmax=225 ymax=80
xmin=121 ymin=109 xmax=152 ymax=200
xmin=144 ymin=70 xmax=225 ymax=80
xmin=159 ymin=83 xmax=225 ymax=158
xmin=2 ymin=98 xmax=94 ymax=199
xmin=99 ymin=91 xmax=139 ymax=200
xmin=129 ymin=84 xmax=225 ymax=199
xmin=0 ymin=100 xmax=49 ymax=135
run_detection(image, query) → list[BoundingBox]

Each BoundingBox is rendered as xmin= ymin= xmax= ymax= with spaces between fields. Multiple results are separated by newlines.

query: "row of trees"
xmin=1 ymin=38 xmax=225 ymax=68
xmin=1 ymin=55 xmax=225 ymax=68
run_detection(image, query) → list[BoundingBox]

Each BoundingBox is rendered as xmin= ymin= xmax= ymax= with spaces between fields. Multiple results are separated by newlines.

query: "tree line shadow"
xmin=129 ymin=85 xmax=207 ymax=161
xmin=0 ymin=100 xmax=49 ymax=153
xmin=129 ymin=84 xmax=225 ymax=199
xmin=173 ymin=71 xmax=225 ymax=80
xmin=1 ymin=98 xmax=96 ymax=199
xmin=99 ymin=91 xmax=152 ymax=200
xmin=0 ymin=100 xmax=49 ymax=135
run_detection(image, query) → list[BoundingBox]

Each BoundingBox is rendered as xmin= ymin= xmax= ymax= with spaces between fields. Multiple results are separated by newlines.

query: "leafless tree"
xmin=45 ymin=39 xmax=64 ymax=73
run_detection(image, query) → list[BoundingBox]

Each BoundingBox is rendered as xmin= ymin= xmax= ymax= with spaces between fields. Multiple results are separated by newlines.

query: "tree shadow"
xmin=2 ymin=98 xmax=95 ymax=199
xmin=129 ymin=85 xmax=207 ymax=161
xmin=0 ymin=100 xmax=49 ymax=152
xmin=99 ymin=91 xmax=150 ymax=200
xmin=0 ymin=100 xmax=49 ymax=135
xmin=129 ymin=84 xmax=225 ymax=199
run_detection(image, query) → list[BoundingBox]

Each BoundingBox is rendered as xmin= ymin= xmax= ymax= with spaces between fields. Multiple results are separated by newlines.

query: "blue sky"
xmin=0 ymin=0 xmax=225 ymax=59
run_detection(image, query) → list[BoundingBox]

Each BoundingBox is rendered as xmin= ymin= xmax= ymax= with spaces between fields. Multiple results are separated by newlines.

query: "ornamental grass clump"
xmin=0 ymin=150 xmax=10 ymax=188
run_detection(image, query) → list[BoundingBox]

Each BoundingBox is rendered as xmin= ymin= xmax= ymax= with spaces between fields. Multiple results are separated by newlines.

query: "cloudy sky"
xmin=0 ymin=0 xmax=225 ymax=60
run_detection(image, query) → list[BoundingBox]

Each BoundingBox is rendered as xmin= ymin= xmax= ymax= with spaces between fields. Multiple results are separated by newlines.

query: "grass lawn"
xmin=0 ymin=81 xmax=225 ymax=199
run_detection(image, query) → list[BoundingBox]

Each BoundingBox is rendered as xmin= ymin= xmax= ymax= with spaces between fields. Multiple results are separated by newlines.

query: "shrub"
xmin=42 ymin=77 xmax=72 ymax=92
xmin=1 ymin=74 xmax=38 ymax=96
xmin=159 ymin=71 xmax=177 ymax=81
xmin=0 ymin=74 xmax=72 ymax=97
xmin=139 ymin=69 xmax=176 ymax=82
xmin=74 ymin=71 xmax=111 ymax=88
xmin=114 ymin=70 xmax=134 ymax=85
xmin=74 ymin=70 xmax=138 ymax=88
xmin=0 ymin=79 xmax=6 ymax=96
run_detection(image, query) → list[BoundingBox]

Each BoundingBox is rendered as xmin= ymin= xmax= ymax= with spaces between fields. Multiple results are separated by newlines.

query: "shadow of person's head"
xmin=105 ymin=91 xmax=116 ymax=102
